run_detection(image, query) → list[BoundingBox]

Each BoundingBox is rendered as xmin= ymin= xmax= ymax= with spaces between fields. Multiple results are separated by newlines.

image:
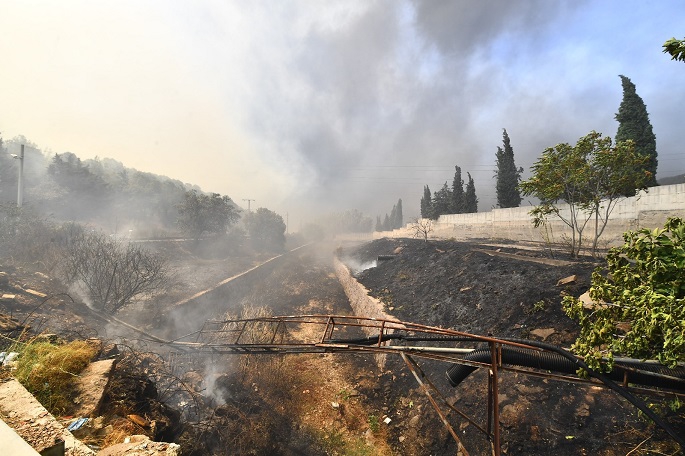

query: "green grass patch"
xmin=13 ymin=340 xmax=97 ymax=415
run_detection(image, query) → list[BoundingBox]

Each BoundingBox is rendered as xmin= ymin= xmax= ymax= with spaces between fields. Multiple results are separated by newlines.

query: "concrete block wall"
xmin=375 ymin=183 xmax=685 ymax=246
xmin=333 ymin=257 xmax=402 ymax=368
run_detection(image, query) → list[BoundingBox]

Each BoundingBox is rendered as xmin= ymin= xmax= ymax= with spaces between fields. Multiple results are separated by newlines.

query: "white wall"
xmin=377 ymin=183 xmax=685 ymax=247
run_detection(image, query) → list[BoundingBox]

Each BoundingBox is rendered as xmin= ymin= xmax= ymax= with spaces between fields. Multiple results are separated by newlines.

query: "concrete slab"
xmin=72 ymin=359 xmax=117 ymax=418
xmin=0 ymin=378 xmax=95 ymax=455
xmin=0 ymin=418 xmax=40 ymax=455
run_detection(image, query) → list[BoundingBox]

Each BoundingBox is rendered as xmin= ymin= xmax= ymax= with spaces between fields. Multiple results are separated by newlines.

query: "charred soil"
xmin=341 ymin=237 xmax=685 ymax=455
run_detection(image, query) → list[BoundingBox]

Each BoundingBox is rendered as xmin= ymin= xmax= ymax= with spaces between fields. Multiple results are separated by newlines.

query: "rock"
xmin=1 ymin=293 xmax=16 ymax=301
xmin=97 ymin=435 xmax=181 ymax=456
xmin=72 ymin=359 xmax=117 ymax=417
xmin=578 ymin=291 xmax=607 ymax=310
xmin=529 ymin=328 xmax=555 ymax=340
xmin=556 ymin=275 xmax=577 ymax=286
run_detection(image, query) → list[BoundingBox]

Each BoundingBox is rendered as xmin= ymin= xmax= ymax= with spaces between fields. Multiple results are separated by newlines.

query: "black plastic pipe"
xmin=446 ymin=346 xmax=685 ymax=391
xmin=445 ymin=340 xmax=685 ymax=451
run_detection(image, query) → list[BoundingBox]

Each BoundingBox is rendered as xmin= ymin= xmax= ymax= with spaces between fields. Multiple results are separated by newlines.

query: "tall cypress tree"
xmin=420 ymin=185 xmax=432 ymax=219
xmin=395 ymin=198 xmax=403 ymax=228
xmin=615 ymin=75 xmax=658 ymax=187
xmin=495 ymin=129 xmax=523 ymax=208
xmin=451 ymin=165 xmax=465 ymax=214
xmin=464 ymin=172 xmax=478 ymax=213
xmin=432 ymin=182 xmax=452 ymax=219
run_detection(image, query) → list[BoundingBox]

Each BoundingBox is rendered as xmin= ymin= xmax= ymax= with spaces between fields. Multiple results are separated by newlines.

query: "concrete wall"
xmin=333 ymin=257 xmax=401 ymax=368
xmin=377 ymin=183 xmax=685 ymax=247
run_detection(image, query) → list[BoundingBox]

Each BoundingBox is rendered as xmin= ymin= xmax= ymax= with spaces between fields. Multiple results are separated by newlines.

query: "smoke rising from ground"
xmin=1 ymin=1 xmax=683 ymax=222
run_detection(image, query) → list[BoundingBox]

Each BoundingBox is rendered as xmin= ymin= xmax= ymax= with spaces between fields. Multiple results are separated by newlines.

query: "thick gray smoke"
xmin=1 ymin=1 xmax=683 ymax=222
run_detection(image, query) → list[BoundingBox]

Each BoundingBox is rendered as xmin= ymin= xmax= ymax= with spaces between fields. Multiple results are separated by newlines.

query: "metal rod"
xmin=489 ymin=342 xmax=501 ymax=456
xmin=401 ymin=352 xmax=470 ymax=456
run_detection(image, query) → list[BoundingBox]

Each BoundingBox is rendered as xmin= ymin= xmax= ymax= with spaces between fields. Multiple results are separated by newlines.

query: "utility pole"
xmin=242 ymin=199 xmax=255 ymax=212
xmin=10 ymin=145 xmax=24 ymax=208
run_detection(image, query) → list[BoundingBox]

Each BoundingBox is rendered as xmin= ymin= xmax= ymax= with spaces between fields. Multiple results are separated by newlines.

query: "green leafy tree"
xmin=520 ymin=131 xmax=650 ymax=257
xmin=451 ymin=166 xmax=465 ymax=214
xmin=563 ymin=218 xmax=685 ymax=370
xmin=244 ymin=207 xmax=286 ymax=252
xmin=615 ymin=75 xmax=657 ymax=187
xmin=663 ymin=37 xmax=685 ymax=62
xmin=177 ymin=190 xmax=240 ymax=240
xmin=495 ymin=129 xmax=523 ymax=208
xmin=432 ymin=182 xmax=452 ymax=219
xmin=464 ymin=172 xmax=478 ymax=213
xmin=420 ymin=185 xmax=433 ymax=219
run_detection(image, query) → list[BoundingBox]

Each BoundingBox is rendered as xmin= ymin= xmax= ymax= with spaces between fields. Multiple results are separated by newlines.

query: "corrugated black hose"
xmin=445 ymin=339 xmax=685 ymax=451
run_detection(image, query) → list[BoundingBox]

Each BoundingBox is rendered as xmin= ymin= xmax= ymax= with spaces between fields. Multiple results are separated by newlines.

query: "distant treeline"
xmin=0 ymin=135 xmax=201 ymax=236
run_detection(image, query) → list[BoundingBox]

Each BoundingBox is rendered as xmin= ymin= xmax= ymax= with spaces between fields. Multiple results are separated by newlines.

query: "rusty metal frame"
xmin=158 ymin=314 xmax=685 ymax=455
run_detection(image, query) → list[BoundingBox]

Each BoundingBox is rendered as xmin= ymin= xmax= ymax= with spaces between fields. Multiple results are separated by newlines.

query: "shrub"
xmin=563 ymin=217 xmax=685 ymax=369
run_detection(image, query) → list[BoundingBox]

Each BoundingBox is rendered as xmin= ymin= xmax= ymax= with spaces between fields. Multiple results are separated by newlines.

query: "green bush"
xmin=563 ymin=217 xmax=685 ymax=370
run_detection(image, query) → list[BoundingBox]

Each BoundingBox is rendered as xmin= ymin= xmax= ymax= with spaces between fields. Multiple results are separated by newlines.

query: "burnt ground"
xmin=341 ymin=237 xmax=685 ymax=455
xmin=2 ymin=237 xmax=684 ymax=455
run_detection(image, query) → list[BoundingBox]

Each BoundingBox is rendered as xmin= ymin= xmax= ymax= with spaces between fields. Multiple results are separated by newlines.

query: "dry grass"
xmin=13 ymin=339 xmax=97 ymax=415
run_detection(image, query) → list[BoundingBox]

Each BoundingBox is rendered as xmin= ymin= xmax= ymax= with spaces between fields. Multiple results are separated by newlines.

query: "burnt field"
xmin=1 ymin=238 xmax=684 ymax=455
xmin=342 ymin=238 xmax=685 ymax=455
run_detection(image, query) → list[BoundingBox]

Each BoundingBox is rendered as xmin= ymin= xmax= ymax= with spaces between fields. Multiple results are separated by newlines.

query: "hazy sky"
xmin=1 ymin=1 xmax=683 ymax=223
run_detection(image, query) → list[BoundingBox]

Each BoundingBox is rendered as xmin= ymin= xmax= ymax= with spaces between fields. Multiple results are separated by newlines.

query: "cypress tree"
xmin=432 ymin=182 xmax=452 ymax=219
xmin=615 ymin=75 xmax=658 ymax=187
xmin=420 ymin=185 xmax=432 ymax=219
xmin=395 ymin=199 xmax=403 ymax=229
xmin=495 ymin=129 xmax=523 ymax=208
xmin=451 ymin=165 xmax=465 ymax=214
xmin=464 ymin=172 xmax=478 ymax=213
xmin=375 ymin=215 xmax=382 ymax=232
xmin=383 ymin=214 xmax=391 ymax=231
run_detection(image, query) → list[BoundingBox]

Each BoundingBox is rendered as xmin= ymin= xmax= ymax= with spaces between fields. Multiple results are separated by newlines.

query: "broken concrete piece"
xmin=1 ymin=293 xmax=16 ymax=301
xmin=578 ymin=291 xmax=607 ymax=310
xmin=0 ymin=378 xmax=95 ymax=455
xmin=556 ymin=275 xmax=577 ymax=286
xmin=24 ymin=289 xmax=47 ymax=298
xmin=71 ymin=359 xmax=117 ymax=418
xmin=530 ymin=328 xmax=555 ymax=340
xmin=96 ymin=435 xmax=180 ymax=456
